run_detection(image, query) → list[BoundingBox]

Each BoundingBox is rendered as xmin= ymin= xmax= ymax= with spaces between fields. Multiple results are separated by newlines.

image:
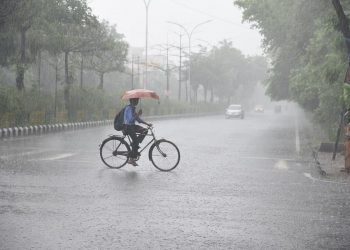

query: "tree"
xmin=0 ymin=0 xmax=21 ymax=67
xmin=189 ymin=40 xmax=267 ymax=104
xmin=86 ymin=23 xmax=128 ymax=90
xmin=43 ymin=0 xmax=102 ymax=113
xmin=235 ymin=0 xmax=331 ymax=100
xmin=1 ymin=0 xmax=47 ymax=90
xmin=190 ymin=47 xmax=215 ymax=103
xmin=234 ymin=0 xmax=350 ymax=137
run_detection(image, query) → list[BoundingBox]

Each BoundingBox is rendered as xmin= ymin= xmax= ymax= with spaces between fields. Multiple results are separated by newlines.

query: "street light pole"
xmin=131 ymin=56 xmax=134 ymax=89
xmin=143 ymin=0 xmax=151 ymax=89
xmin=178 ymin=33 xmax=183 ymax=101
xmin=167 ymin=20 xmax=212 ymax=102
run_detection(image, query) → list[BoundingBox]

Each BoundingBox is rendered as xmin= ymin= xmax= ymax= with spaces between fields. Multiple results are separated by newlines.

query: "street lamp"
xmin=167 ymin=20 xmax=212 ymax=102
xmin=143 ymin=0 xmax=151 ymax=89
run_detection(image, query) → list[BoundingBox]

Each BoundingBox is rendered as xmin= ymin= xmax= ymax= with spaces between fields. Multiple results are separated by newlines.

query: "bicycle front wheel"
xmin=149 ymin=139 xmax=180 ymax=171
xmin=100 ymin=137 xmax=130 ymax=169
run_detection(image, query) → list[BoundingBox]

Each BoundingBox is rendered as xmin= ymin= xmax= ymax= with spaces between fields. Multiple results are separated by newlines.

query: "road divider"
xmin=0 ymin=120 xmax=111 ymax=139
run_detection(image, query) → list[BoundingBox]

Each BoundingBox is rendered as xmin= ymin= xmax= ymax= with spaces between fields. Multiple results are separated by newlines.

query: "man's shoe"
xmin=128 ymin=158 xmax=138 ymax=166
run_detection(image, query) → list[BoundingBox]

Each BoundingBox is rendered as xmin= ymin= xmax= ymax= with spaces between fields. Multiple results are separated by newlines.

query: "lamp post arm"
xmin=188 ymin=20 xmax=212 ymax=40
xmin=167 ymin=21 xmax=190 ymax=38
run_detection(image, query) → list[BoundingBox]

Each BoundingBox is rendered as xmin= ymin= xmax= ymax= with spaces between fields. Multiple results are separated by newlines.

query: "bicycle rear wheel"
xmin=100 ymin=136 xmax=130 ymax=169
xmin=149 ymin=139 xmax=180 ymax=171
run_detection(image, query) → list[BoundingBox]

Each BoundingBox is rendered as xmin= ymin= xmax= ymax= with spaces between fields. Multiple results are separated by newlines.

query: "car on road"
xmin=225 ymin=104 xmax=244 ymax=119
xmin=254 ymin=105 xmax=264 ymax=113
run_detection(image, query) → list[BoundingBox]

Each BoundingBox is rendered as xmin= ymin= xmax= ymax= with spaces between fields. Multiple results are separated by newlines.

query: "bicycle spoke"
xmin=100 ymin=137 xmax=130 ymax=169
xmin=150 ymin=140 xmax=180 ymax=171
xmin=104 ymin=155 xmax=114 ymax=160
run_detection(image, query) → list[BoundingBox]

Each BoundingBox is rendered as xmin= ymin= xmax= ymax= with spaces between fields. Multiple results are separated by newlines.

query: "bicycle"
xmin=99 ymin=126 xmax=180 ymax=171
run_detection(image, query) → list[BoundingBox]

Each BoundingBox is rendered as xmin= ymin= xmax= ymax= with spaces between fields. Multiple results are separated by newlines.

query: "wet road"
xmin=1 ymin=110 xmax=350 ymax=249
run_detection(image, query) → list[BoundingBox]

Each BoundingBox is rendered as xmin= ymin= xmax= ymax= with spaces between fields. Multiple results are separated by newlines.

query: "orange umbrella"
xmin=121 ymin=89 xmax=160 ymax=100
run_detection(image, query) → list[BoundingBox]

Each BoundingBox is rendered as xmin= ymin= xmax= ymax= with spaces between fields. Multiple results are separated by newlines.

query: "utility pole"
xmin=167 ymin=20 xmax=212 ymax=103
xmin=137 ymin=56 xmax=140 ymax=88
xmin=166 ymin=41 xmax=170 ymax=99
xmin=131 ymin=56 xmax=134 ymax=89
xmin=148 ymin=42 xmax=178 ymax=98
xmin=143 ymin=0 xmax=151 ymax=89
xmin=178 ymin=34 xmax=182 ymax=101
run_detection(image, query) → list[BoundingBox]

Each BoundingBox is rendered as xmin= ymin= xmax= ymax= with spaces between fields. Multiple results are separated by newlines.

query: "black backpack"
xmin=113 ymin=107 xmax=125 ymax=131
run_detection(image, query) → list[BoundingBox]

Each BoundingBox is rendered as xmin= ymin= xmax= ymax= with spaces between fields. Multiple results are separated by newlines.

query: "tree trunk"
xmin=16 ymin=27 xmax=26 ymax=91
xmin=193 ymin=85 xmax=198 ymax=103
xmin=80 ymin=53 xmax=84 ymax=89
xmin=38 ymin=50 xmax=41 ymax=95
xmin=210 ymin=86 xmax=214 ymax=103
xmin=64 ymin=51 xmax=69 ymax=85
xmin=54 ymin=59 xmax=58 ymax=122
xmin=178 ymin=79 xmax=182 ymax=101
xmin=64 ymin=51 xmax=70 ymax=111
xmin=98 ymin=72 xmax=104 ymax=89
xmin=332 ymin=0 xmax=350 ymax=56
xmin=204 ymin=86 xmax=208 ymax=103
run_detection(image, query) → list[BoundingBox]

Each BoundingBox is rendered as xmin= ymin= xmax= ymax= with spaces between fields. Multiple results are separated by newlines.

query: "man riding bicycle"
xmin=123 ymin=98 xmax=152 ymax=166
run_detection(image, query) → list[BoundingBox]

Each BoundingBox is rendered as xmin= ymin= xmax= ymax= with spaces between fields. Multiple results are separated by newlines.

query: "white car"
xmin=254 ymin=105 xmax=264 ymax=113
xmin=225 ymin=104 xmax=244 ymax=119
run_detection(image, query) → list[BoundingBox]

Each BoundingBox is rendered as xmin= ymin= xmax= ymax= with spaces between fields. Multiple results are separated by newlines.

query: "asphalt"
xmin=1 ymin=108 xmax=350 ymax=249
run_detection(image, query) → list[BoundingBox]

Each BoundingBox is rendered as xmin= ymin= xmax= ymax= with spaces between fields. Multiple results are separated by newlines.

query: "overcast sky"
xmin=88 ymin=0 xmax=263 ymax=56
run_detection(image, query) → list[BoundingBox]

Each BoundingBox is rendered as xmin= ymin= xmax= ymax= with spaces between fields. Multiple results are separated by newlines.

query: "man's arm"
xmin=135 ymin=114 xmax=151 ymax=126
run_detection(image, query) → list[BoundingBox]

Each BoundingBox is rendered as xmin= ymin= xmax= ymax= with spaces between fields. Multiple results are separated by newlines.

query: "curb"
xmin=0 ymin=120 xmax=109 ymax=139
xmin=0 ymin=112 xmax=218 ymax=139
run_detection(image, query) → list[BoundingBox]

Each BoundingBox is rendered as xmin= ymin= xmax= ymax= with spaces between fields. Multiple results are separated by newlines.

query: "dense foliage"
xmin=0 ymin=0 xmax=267 ymax=127
xmin=0 ymin=0 xmax=129 ymax=123
xmin=234 ymin=0 xmax=350 ymax=137
xmin=190 ymin=40 xmax=268 ymax=106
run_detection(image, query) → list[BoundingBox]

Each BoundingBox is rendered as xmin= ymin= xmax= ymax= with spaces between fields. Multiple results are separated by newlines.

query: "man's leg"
xmin=125 ymin=125 xmax=138 ymax=159
xmin=135 ymin=125 xmax=148 ymax=144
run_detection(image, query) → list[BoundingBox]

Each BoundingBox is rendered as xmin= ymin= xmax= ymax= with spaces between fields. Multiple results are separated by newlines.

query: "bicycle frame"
xmin=124 ymin=126 xmax=158 ymax=155
xmin=100 ymin=125 xmax=179 ymax=170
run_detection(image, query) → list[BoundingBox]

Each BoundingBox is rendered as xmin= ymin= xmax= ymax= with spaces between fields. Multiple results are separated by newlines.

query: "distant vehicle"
xmin=254 ymin=105 xmax=264 ymax=113
xmin=274 ymin=105 xmax=282 ymax=113
xmin=225 ymin=104 xmax=244 ymax=119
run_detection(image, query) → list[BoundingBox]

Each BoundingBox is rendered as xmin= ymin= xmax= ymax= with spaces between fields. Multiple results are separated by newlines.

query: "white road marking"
xmin=303 ymin=172 xmax=350 ymax=185
xmin=303 ymin=173 xmax=315 ymax=181
xmin=54 ymin=159 xmax=95 ymax=163
xmin=240 ymin=156 xmax=309 ymax=163
xmin=0 ymin=150 xmax=50 ymax=160
xmin=34 ymin=153 xmax=76 ymax=161
xmin=274 ymin=160 xmax=289 ymax=170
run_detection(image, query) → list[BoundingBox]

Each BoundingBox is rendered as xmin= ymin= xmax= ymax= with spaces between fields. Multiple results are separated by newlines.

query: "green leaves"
xmin=235 ymin=0 xmax=350 ymax=138
xmin=190 ymin=40 xmax=267 ymax=103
